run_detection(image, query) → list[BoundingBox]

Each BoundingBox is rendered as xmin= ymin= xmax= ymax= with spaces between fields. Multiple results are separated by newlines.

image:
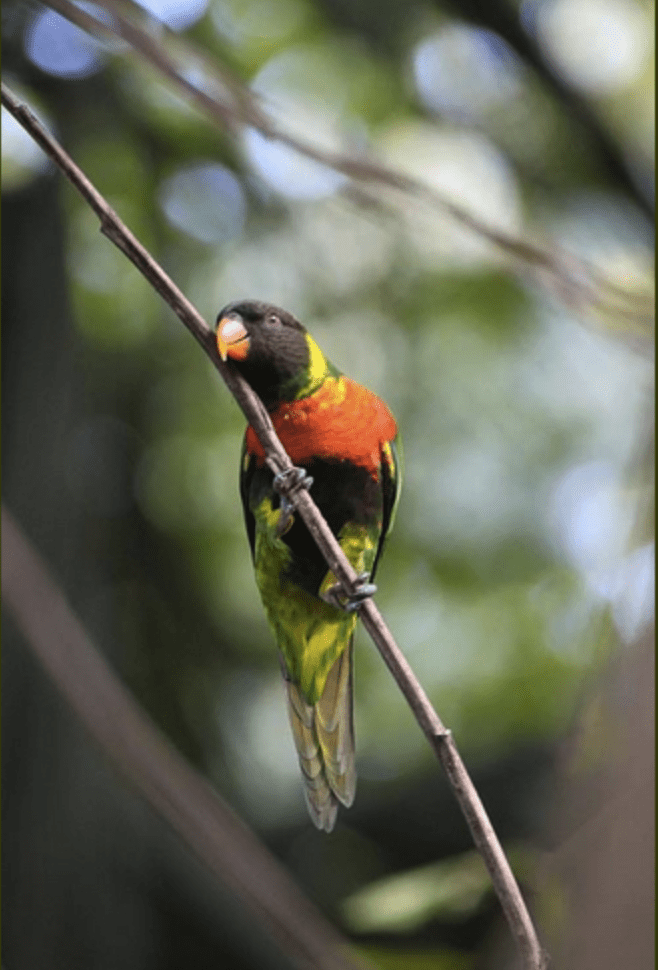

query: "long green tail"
xmin=283 ymin=641 xmax=356 ymax=832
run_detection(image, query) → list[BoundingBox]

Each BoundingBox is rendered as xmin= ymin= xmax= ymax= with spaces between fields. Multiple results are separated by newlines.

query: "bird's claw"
xmin=321 ymin=572 xmax=377 ymax=612
xmin=273 ymin=466 xmax=313 ymax=536
xmin=273 ymin=466 xmax=314 ymax=496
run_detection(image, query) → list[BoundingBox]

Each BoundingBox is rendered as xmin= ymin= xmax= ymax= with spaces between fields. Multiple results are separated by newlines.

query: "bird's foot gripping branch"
xmin=272 ymin=466 xmax=314 ymax=536
xmin=321 ymin=573 xmax=378 ymax=613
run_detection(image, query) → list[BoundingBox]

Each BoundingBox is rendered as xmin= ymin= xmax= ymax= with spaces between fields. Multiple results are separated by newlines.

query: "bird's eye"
xmin=266 ymin=314 xmax=281 ymax=327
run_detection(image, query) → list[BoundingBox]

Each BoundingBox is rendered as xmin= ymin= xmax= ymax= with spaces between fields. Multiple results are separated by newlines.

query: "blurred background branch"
xmin=2 ymin=505 xmax=366 ymax=970
xmin=43 ymin=0 xmax=655 ymax=339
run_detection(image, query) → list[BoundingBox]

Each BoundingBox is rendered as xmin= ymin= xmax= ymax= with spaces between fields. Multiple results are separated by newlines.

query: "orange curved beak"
xmin=216 ymin=316 xmax=250 ymax=362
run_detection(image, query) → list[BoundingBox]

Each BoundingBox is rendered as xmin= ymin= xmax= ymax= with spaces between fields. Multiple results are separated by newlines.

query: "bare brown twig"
xmin=2 ymin=81 xmax=549 ymax=970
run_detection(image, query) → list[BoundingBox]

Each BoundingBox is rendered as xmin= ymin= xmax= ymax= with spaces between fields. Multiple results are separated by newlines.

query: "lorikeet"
xmin=216 ymin=300 xmax=401 ymax=831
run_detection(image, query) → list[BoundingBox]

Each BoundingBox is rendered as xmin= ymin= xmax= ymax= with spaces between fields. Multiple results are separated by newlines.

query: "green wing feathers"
xmin=284 ymin=642 xmax=356 ymax=831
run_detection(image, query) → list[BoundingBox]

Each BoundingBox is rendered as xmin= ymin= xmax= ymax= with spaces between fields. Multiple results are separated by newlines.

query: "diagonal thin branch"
xmin=2 ymin=82 xmax=549 ymax=970
xmin=1 ymin=507 xmax=367 ymax=970
xmin=42 ymin=0 xmax=655 ymax=336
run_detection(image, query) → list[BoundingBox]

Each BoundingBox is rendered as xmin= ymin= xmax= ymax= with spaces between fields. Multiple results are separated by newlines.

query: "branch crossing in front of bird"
xmin=272 ymin=465 xmax=314 ymax=536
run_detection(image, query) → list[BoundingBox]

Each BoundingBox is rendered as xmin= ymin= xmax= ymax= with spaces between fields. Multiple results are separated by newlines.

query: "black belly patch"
xmin=269 ymin=458 xmax=381 ymax=598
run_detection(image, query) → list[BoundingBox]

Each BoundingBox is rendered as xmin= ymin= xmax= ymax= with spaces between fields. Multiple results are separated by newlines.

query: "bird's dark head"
xmin=215 ymin=300 xmax=334 ymax=409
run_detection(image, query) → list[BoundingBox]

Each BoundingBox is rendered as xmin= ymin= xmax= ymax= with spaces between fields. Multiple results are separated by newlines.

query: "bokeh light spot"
xmin=24 ymin=5 xmax=110 ymax=79
xmin=243 ymin=126 xmax=345 ymax=200
xmin=412 ymin=24 xmax=523 ymax=121
xmin=529 ymin=0 xmax=651 ymax=93
xmin=158 ymin=163 xmax=246 ymax=244
xmin=134 ymin=0 xmax=209 ymax=32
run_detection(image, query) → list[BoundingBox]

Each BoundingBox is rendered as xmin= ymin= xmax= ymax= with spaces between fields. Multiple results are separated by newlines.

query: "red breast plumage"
xmin=245 ymin=376 xmax=397 ymax=476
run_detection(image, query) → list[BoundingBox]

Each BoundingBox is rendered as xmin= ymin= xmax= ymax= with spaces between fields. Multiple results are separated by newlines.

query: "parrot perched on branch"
xmin=216 ymin=300 xmax=401 ymax=831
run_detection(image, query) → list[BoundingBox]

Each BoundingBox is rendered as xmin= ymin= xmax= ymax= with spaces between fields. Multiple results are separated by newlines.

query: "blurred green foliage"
xmin=2 ymin=0 xmax=653 ymax=966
